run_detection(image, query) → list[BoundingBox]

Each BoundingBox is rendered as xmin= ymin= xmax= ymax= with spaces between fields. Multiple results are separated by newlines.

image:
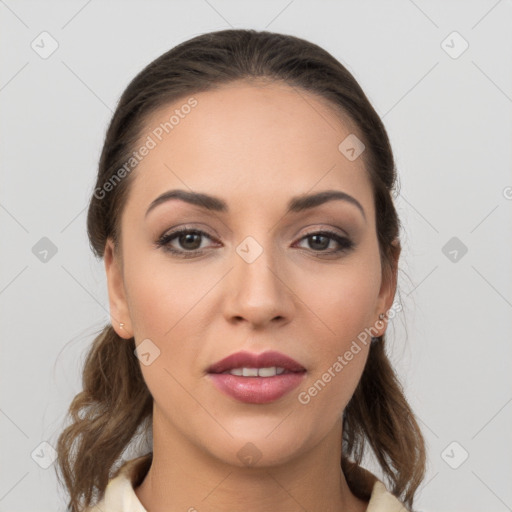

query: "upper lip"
xmin=207 ymin=350 xmax=306 ymax=374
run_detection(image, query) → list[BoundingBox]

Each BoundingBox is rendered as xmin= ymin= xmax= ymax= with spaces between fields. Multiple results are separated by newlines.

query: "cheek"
xmin=122 ymin=257 xmax=209 ymax=414
xmin=122 ymin=252 xmax=222 ymax=391
xmin=290 ymin=251 xmax=380 ymax=407
xmin=295 ymin=277 xmax=374 ymax=394
xmin=123 ymin=250 xmax=211 ymax=338
xmin=295 ymin=254 xmax=382 ymax=343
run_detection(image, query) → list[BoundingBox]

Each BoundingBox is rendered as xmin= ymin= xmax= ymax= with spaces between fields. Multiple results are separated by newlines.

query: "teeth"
xmin=227 ymin=367 xmax=286 ymax=377
xmin=257 ymin=367 xmax=276 ymax=377
xmin=243 ymin=367 xmax=259 ymax=377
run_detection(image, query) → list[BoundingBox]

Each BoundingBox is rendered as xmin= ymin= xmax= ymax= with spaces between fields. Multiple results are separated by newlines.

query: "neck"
xmin=135 ymin=411 xmax=368 ymax=512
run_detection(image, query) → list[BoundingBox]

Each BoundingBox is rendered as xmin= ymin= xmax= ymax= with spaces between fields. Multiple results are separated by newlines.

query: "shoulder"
xmin=83 ymin=454 xmax=151 ymax=512
xmin=367 ymin=480 xmax=409 ymax=512
xmin=343 ymin=458 xmax=409 ymax=512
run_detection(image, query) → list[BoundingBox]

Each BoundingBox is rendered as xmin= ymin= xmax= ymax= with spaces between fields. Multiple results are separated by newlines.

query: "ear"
xmin=104 ymin=238 xmax=133 ymax=339
xmin=373 ymin=239 xmax=401 ymax=337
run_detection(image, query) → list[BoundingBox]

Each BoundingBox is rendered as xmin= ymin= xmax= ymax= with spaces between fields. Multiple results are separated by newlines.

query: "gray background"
xmin=1 ymin=1 xmax=511 ymax=511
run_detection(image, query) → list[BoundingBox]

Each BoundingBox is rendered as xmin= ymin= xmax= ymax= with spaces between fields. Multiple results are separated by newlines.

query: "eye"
xmin=155 ymin=228 xmax=219 ymax=258
xmin=155 ymin=227 xmax=354 ymax=259
xmin=294 ymin=230 xmax=354 ymax=255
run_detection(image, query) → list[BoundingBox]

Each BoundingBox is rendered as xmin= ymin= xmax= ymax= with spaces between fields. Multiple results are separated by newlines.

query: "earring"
xmin=119 ymin=323 xmax=125 ymax=330
xmin=372 ymin=313 xmax=386 ymax=344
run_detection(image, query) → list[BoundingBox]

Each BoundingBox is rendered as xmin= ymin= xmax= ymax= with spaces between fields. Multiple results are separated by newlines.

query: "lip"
xmin=207 ymin=350 xmax=306 ymax=374
xmin=207 ymin=350 xmax=306 ymax=404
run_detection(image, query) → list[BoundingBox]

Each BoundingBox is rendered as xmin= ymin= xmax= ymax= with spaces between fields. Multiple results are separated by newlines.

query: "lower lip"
xmin=208 ymin=372 xmax=306 ymax=404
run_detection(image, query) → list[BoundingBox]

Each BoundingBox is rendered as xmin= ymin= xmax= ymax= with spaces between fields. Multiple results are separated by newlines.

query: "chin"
xmin=199 ymin=425 xmax=313 ymax=469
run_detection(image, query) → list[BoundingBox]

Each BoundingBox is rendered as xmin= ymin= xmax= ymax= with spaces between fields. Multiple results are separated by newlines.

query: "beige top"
xmin=85 ymin=454 xmax=408 ymax=511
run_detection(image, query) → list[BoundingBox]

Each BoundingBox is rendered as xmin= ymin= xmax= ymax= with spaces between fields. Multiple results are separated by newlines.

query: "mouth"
xmin=207 ymin=350 xmax=306 ymax=374
xmin=207 ymin=350 xmax=306 ymax=404
xmin=218 ymin=366 xmax=289 ymax=377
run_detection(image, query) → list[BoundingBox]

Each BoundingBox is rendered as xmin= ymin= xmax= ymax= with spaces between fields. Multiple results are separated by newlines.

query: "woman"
xmin=56 ymin=29 xmax=426 ymax=512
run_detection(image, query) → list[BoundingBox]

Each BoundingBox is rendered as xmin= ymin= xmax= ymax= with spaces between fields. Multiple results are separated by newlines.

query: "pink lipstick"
xmin=207 ymin=350 xmax=306 ymax=404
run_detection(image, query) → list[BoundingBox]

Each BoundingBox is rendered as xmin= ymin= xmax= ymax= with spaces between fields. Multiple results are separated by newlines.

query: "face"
xmin=104 ymin=80 xmax=397 ymax=467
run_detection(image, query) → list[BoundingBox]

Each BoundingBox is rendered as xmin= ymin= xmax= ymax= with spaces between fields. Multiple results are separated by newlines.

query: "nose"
xmin=222 ymin=241 xmax=294 ymax=330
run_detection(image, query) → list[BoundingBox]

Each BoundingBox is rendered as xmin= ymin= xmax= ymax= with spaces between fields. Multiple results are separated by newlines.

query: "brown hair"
xmin=56 ymin=28 xmax=426 ymax=511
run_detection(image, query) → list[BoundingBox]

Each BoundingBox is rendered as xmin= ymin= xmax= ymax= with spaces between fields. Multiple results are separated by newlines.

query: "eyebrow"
xmin=145 ymin=189 xmax=366 ymax=221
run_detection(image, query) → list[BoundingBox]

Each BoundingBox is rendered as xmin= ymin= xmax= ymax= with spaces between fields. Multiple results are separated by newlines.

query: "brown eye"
xmin=296 ymin=230 xmax=354 ymax=255
xmin=156 ymin=228 xmax=219 ymax=258
xmin=176 ymin=232 xmax=203 ymax=250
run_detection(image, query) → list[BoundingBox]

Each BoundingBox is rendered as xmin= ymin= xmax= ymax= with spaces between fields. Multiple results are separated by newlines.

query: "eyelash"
xmin=155 ymin=227 xmax=355 ymax=259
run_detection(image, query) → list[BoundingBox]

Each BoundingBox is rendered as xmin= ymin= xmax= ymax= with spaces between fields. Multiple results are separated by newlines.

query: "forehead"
xmin=125 ymin=80 xmax=374 ymax=220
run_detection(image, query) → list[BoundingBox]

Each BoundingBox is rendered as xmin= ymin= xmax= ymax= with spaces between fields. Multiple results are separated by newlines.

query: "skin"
xmin=104 ymin=79 xmax=399 ymax=512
